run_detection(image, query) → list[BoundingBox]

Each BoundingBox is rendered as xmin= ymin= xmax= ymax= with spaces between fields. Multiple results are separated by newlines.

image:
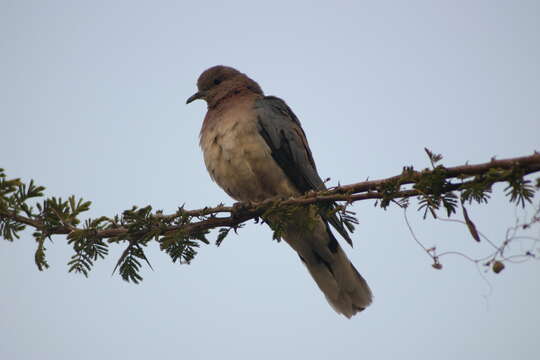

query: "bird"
xmin=187 ymin=65 xmax=372 ymax=318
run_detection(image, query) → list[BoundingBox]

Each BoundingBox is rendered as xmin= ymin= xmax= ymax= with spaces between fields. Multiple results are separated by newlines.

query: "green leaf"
xmin=216 ymin=228 xmax=231 ymax=246
xmin=505 ymin=178 xmax=535 ymax=208
xmin=442 ymin=192 xmax=458 ymax=217
xmin=424 ymin=148 xmax=443 ymax=167
xmin=34 ymin=236 xmax=50 ymax=271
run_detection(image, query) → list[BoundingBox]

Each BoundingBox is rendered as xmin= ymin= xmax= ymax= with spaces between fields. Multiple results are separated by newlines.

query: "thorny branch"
xmin=1 ymin=151 xmax=540 ymax=281
xmin=403 ymin=203 xmax=540 ymax=273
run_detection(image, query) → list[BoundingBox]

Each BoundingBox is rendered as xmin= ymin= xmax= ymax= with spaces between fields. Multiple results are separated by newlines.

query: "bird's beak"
xmin=186 ymin=91 xmax=204 ymax=104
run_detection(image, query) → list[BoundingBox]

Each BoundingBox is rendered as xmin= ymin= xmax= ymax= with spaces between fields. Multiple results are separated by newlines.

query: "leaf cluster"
xmin=1 ymin=150 xmax=539 ymax=282
xmin=0 ymin=170 xmax=220 ymax=283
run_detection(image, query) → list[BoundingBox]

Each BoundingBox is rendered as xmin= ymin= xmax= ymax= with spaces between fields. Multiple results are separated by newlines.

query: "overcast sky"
xmin=1 ymin=1 xmax=539 ymax=359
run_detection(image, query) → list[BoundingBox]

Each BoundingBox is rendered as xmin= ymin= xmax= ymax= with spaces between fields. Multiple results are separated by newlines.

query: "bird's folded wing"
xmin=254 ymin=96 xmax=354 ymax=246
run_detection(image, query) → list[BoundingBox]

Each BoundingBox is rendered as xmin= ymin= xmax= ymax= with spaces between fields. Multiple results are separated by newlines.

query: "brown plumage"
xmin=187 ymin=65 xmax=372 ymax=317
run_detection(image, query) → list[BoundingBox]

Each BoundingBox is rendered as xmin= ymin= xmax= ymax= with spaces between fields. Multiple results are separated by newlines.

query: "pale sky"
xmin=1 ymin=1 xmax=539 ymax=359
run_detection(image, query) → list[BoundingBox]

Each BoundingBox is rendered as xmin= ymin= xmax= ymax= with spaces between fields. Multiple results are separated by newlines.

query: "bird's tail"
xmin=283 ymin=219 xmax=372 ymax=318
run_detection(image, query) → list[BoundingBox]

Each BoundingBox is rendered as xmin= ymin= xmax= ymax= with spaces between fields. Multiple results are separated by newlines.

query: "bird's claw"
xmin=232 ymin=201 xmax=251 ymax=219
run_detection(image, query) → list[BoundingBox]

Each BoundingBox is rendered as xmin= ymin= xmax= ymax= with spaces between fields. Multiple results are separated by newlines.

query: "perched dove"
xmin=187 ymin=66 xmax=372 ymax=317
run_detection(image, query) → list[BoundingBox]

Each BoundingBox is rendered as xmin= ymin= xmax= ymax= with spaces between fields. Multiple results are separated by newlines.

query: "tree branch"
xmin=1 ymin=151 xmax=539 ymax=280
xmin=2 ymin=152 xmax=540 ymax=240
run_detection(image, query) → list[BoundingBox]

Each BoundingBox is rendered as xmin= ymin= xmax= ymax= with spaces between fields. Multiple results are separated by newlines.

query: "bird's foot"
xmin=231 ymin=201 xmax=252 ymax=219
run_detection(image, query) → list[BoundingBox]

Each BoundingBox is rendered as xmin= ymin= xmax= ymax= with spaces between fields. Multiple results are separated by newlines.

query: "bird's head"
xmin=186 ymin=65 xmax=263 ymax=107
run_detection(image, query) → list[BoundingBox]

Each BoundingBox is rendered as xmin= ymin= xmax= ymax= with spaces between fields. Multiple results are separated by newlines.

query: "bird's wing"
xmin=254 ymin=96 xmax=354 ymax=245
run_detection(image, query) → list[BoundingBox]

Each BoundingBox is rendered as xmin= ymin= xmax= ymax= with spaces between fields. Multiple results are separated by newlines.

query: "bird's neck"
xmin=207 ymin=87 xmax=260 ymax=109
xmin=200 ymin=91 xmax=261 ymax=141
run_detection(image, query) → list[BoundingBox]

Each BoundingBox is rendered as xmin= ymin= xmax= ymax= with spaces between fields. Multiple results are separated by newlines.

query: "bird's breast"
xmin=199 ymin=104 xmax=297 ymax=202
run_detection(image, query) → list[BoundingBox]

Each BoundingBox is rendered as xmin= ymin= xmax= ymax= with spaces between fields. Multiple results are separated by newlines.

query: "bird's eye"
xmin=213 ymin=79 xmax=222 ymax=85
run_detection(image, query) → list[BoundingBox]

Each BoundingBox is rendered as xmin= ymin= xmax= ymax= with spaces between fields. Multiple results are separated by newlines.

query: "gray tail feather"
xmin=280 ymin=216 xmax=372 ymax=318
xmin=300 ymin=246 xmax=373 ymax=318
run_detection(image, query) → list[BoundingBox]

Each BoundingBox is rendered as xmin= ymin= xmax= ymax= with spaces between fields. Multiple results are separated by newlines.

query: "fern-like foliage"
xmin=1 ymin=151 xmax=539 ymax=280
